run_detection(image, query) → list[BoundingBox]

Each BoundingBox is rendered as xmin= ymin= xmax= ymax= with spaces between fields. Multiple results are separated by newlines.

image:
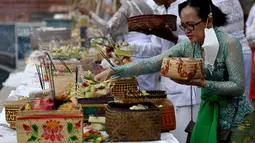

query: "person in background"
xmin=146 ymin=0 xmax=201 ymax=142
xmin=246 ymin=3 xmax=255 ymax=30
xmin=246 ymin=3 xmax=255 ymax=109
xmin=212 ymin=0 xmax=252 ymax=102
xmin=78 ymin=0 xmax=167 ymax=91
xmin=94 ymin=0 xmax=254 ymax=142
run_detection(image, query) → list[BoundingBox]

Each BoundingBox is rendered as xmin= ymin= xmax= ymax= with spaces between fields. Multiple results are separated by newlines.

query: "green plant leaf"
xmin=69 ymin=135 xmax=78 ymax=141
xmin=27 ymin=135 xmax=37 ymax=142
xmin=67 ymin=123 xmax=73 ymax=134
xmin=32 ymin=124 xmax=38 ymax=134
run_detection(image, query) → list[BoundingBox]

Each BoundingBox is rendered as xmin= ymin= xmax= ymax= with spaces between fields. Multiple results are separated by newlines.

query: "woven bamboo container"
xmin=160 ymin=57 xmax=204 ymax=81
xmin=106 ymin=102 xmax=161 ymax=141
xmin=16 ymin=105 xmax=83 ymax=143
xmin=4 ymin=100 xmax=29 ymax=129
xmin=128 ymin=14 xmax=177 ymax=34
xmin=4 ymin=90 xmax=52 ymax=129
xmin=111 ymin=77 xmax=138 ymax=97
xmin=122 ymin=93 xmax=176 ymax=132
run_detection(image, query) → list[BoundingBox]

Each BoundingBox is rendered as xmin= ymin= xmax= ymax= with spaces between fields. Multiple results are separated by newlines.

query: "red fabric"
xmin=250 ymin=48 xmax=255 ymax=100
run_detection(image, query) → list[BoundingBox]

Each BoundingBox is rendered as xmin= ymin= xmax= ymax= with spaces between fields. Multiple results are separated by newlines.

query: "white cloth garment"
xmin=246 ymin=4 xmax=255 ymax=41
xmin=202 ymin=27 xmax=220 ymax=74
xmin=246 ymin=4 xmax=255 ymax=29
xmin=125 ymin=32 xmax=161 ymax=90
xmin=171 ymin=104 xmax=199 ymax=143
xmin=213 ymin=0 xmax=252 ymax=97
xmin=246 ymin=23 xmax=255 ymax=41
xmin=123 ymin=1 xmax=161 ymax=90
xmin=90 ymin=0 xmax=153 ymax=41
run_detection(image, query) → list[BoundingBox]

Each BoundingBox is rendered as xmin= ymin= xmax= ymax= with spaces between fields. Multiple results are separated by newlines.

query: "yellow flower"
xmin=45 ymin=120 xmax=60 ymax=129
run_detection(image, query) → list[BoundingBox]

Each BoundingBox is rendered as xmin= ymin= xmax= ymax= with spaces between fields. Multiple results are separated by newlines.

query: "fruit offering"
xmin=32 ymin=97 xmax=54 ymax=110
xmin=83 ymin=129 xmax=108 ymax=143
xmin=24 ymin=96 xmax=78 ymax=111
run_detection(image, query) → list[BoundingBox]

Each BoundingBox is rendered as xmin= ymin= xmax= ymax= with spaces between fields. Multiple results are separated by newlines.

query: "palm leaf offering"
xmin=50 ymin=43 xmax=88 ymax=59
xmin=60 ymin=71 xmax=114 ymax=99
xmin=90 ymin=35 xmax=136 ymax=67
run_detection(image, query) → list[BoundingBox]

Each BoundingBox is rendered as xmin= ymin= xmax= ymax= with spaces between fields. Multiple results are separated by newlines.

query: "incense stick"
xmin=47 ymin=62 xmax=56 ymax=109
xmin=39 ymin=62 xmax=45 ymax=89
xmin=58 ymin=57 xmax=72 ymax=74
xmin=75 ymin=66 xmax=78 ymax=91
xmin=42 ymin=59 xmax=49 ymax=83
xmin=36 ymin=65 xmax=43 ymax=89
xmin=44 ymin=52 xmax=56 ymax=71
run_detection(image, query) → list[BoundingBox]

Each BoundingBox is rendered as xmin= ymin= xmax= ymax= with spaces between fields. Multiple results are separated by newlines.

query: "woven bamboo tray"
xmin=16 ymin=104 xmax=83 ymax=143
xmin=111 ymin=77 xmax=138 ymax=97
xmin=160 ymin=57 xmax=204 ymax=80
xmin=128 ymin=14 xmax=177 ymax=34
xmin=106 ymin=102 xmax=161 ymax=141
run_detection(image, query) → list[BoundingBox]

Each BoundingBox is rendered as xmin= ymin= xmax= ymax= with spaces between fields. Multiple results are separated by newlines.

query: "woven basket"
xmin=124 ymin=90 xmax=167 ymax=99
xmin=160 ymin=57 xmax=204 ymax=81
xmin=106 ymin=102 xmax=161 ymax=141
xmin=128 ymin=14 xmax=177 ymax=34
xmin=16 ymin=105 xmax=83 ymax=143
xmin=4 ymin=100 xmax=29 ymax=129
xmin=111 ymin=77 xmax=138 ymax=97
xmin=122 ymin=98 xmax=176 ymax=132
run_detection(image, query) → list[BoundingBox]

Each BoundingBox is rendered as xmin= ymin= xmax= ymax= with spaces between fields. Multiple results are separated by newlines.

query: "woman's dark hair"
xmin=178 ymin=0 xmax=227 ymax=27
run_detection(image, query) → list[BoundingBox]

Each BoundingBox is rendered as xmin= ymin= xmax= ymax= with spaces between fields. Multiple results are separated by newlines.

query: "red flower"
xmin=56 ymin=133 xmax=64 ymax=141
xmin=41 ymin=120 xmax=63 ymax=141
xmin=23 ymin=124 xmax=31 ymax=131
xmin=82 ymin=81 xmax=87 ymax=87
xmin=75 ymin=120 xmax=82 ymax=129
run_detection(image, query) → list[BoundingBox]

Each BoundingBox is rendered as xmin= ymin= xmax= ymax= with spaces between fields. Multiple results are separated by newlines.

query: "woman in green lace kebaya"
xmin=95 ymin=0 xmax=254 ymax=142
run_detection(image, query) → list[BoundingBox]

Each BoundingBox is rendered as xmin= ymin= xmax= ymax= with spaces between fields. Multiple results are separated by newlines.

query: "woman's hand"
xmin=94 ymin=68 xmax=115 ymax=82
xmin=249 ymin=40 xmax=255 ymax=48
xmin=172 ymin=79 xmax=207 ymax=87
xmin=77 ymin=5 xmax=91 ymax=16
